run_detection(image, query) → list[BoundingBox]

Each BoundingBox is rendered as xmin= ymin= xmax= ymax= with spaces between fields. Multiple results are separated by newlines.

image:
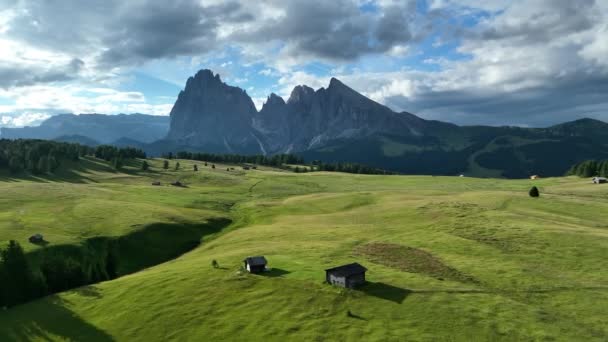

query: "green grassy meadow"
xmin=0 ymin=158 xmax=607 ymax=341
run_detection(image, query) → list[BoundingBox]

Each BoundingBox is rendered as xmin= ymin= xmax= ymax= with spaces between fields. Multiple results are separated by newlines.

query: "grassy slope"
xmin=0 ymin=159 xmax=607 ymax=341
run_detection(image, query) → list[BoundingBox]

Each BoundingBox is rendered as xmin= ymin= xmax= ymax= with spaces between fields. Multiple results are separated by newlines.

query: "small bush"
xmin=211 ymin=259 xmax=219 ymax=268
xmin=529 ymin=186 xmax=540 ymax=197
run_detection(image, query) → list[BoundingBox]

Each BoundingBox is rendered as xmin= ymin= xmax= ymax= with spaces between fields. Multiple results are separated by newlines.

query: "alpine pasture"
xmin=0 ymin=158 xmax=607 ymax=341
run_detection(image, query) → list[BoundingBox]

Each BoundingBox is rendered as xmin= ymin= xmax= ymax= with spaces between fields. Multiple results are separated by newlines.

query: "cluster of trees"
xmin=0 ymin=240 xmax=118 ymax=308
xmin=567 ymin=160 xmax=608 ymax=178
xmin=0 ymin=139 xmax=147 ymax=174
xmin=0 ymin=139 xmax=86 ymax=174
xmin=162 ymin=151 xmax=304 ymax=167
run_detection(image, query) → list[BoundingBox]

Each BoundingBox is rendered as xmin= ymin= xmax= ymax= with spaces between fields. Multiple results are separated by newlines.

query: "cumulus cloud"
xmin=0 ymin=0 xmax=607 ymax=126
xmin=229 ymin=0 xmax=418 ymax=66
xmin=322 ymin=0 xmax=608 ymax=126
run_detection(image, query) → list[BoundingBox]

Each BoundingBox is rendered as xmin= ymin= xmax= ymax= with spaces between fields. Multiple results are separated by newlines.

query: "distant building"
xmin=243 ymin=256 xmax=267 ymax=273
xmin=151 ymin=181 xmax=161 ymax=186
xmin=592 ymin=177 xmax=607 ymax=184
xmin=530 ymin=175 xmax=540 ymax=180
xmin=29 ymin=234 xmax=44 ymax=244
xmin=325 ymin=263 xmax=367 ymax=288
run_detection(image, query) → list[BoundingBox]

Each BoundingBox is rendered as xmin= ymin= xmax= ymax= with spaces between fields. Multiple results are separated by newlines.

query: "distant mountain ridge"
xmin=1 ymin=113 xmax=169 ymax=145
xmin=2 ymin=70 xmax=607 ymax=178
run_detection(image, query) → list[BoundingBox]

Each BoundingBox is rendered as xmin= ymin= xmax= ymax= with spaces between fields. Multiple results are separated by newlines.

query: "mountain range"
xmin=0 ymin=113 xmax=169 ymax=145
xmin=3 ymin=69 xmax=608 ymax=178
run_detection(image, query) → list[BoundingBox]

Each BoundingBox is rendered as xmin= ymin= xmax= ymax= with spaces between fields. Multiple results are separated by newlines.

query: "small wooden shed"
xmin=243 ymin=256 xmax=267 ymax=273
xmin=592 ymin=177 xmax=607 ymax=184
xmin=325 ymin=263 xmax=367 ymax=288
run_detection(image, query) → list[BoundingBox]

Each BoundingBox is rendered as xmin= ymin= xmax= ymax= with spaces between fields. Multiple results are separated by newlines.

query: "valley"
xmin=0 ymin=158 xmax=606 ymax=341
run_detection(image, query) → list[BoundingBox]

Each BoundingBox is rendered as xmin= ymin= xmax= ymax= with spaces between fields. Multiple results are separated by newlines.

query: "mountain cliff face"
xmin=164 ymin=69 xmax=608 ymax=178
xmin=167 ymin=70 xmax=261 ymax=153
xmin=1 ymin=113 xmax=169 ymax=144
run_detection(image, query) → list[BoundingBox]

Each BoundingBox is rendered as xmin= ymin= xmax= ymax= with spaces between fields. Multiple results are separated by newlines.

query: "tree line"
xmin=162 ymin=151 xmax=304 ymax=167
xmin=161 ymin=151 xmax=395 ymax=175
xmin=0 ymin=139 xmax=146 ymax=174
xmin=567 ymin=160 xmax=608 ymax=178
xmin=311 ymin=161 xmax=396 ymax=175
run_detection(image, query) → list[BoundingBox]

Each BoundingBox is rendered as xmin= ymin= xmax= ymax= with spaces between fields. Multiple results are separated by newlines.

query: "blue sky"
xmin=0 ymin=0 xmax=607 ymax=128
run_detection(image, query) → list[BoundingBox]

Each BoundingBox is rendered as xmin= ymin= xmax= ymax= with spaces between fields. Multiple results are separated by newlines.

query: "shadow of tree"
xmin=0 ymin=297 xmax=114 ymax=341
xmin=358 ymin=282 xmax=412 ymax=304
xmin=29 ymin=240 xmax=50 ymax=247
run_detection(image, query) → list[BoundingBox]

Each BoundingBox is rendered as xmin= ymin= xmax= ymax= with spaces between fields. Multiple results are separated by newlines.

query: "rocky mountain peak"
xmin=287 ymin=85 xmax=315 ymax=105
xmin=167 ymin=69 xmax=258 ymax=151
xmin=328 ymin=77 xmax=344 ymax=88
xmin=184 ymin=69 xmax=227 ymax=92
xmin=263 ymin=93 xmax=286 ymax=108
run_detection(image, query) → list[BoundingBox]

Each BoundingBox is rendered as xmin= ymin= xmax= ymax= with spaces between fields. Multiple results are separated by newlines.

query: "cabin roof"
xmin=244 ymin=256 xmax=267 ymax=266
xmin=325 ymin=263 xmax=367 ymax=277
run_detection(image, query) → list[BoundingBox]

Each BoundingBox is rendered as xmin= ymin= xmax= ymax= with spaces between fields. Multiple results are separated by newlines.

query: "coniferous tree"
xmin=141 ymin=160 xmax=149 ymax=171
xmin=175 ymin=162 xmax=180 ymax=171
xmin=0 ymin=241 xmax=38 ymax=307
xmin=193 ymin=164 xmax=198 ymax=171
xmin=163 ymin=160 xmax=169 ymax=170
xmin=112 ymin=157 xmax=123 ymax=170
xmin=36 ymin=156 xmax=48 ymax=174
xmin=529 ymin=186 xmax=540 ymax=198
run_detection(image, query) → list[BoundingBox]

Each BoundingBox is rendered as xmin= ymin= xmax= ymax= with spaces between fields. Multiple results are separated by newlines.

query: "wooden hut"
xmin=325 ymin=263 xmax=367 ymax=288
xmin=243 ymin=256 xmax=267 ymax=273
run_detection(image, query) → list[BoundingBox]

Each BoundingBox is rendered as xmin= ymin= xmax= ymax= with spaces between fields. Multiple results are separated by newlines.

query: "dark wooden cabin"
xmin=593 ymin=177 xmax=607 ymax=184
xmin=325 ymin=263 xmax=367 ymax=288
xmin=243 ymin=256 xmax=267 ymax=273
xmin=29 ymin=234 xmax=44 ymax=244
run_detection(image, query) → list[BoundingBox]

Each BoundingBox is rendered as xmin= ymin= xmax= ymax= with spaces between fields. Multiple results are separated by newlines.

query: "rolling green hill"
xmin=0 ymin=158 xmax=607 ymax=341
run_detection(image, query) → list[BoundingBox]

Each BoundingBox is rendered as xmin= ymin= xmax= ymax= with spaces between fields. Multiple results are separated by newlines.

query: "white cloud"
xmin=1 ymin=112 xmax=51 ymax=127
xmin=0 ymin=84 xmax=172 ymax=127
